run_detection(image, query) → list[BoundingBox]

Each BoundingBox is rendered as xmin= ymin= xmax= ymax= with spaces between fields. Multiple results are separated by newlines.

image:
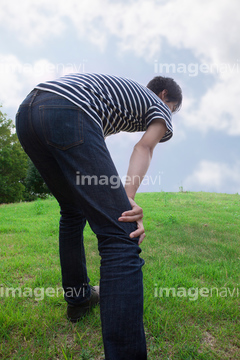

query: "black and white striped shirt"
xmin=35 ymin=73 xmax=173 ymax=142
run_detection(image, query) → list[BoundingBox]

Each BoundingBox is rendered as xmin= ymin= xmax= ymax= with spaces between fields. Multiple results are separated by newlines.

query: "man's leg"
xmin=58 ymin=204 xmax=90 ymax=304
xmin=45 ymin=116 xmax=147 ymax=360
xmin=16 ymin=91 xmax=91 ymax=304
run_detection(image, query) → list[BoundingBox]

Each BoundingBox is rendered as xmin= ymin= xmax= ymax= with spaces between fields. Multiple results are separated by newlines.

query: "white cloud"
xmin=181 ymin=70 xmax=240 ymax=136
xmin=0 ymin=55 xmax=79 ymax=109
xmin=0 ymin=0 xmax=65 ymax=46
xmin=184 ymin=160 xmax=240 ymax=193
xmin=1 ymin=0 xmax=239 ymax=62
xmin=1 ymin=0 xmax=239 ymax=137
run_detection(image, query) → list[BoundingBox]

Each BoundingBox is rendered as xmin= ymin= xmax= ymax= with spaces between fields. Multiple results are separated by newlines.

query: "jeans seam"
xmin=26 ymin=90 xmax=45 ymax=149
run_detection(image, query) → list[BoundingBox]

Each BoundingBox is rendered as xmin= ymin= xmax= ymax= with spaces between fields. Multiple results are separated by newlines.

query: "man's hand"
xmin=118 ymin=197 xmax=146 ymax=245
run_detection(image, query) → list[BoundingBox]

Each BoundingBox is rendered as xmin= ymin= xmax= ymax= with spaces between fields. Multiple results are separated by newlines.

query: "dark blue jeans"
xmin=16 ymin=89 xmax=147 ymax=360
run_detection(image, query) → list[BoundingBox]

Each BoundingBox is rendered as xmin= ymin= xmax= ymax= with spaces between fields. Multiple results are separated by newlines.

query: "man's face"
xmin=163 ymin=100 xmax=178 ymax=113
xmin=158 ymin=90 xmax=178 ymax=113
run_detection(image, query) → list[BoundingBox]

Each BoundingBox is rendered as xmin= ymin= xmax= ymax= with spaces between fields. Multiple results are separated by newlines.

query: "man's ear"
xmin=158 ymin=89 xmax=168 ymax=101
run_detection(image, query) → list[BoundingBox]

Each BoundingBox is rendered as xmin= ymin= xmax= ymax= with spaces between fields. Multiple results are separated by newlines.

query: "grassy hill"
xmin=0 ymin=192 xmax=239 ymax=359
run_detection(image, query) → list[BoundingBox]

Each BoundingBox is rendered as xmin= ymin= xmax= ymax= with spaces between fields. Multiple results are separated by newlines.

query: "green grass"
xmin=0 ymin=192 xmax=239 ymax=359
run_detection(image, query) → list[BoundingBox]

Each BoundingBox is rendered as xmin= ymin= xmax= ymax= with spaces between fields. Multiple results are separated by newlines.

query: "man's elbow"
xmin=134 ymin=142 xmax=154 ymax=157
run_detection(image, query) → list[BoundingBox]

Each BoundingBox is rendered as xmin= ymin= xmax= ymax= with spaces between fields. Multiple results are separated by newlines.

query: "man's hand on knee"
xmin=118 ymin=197 xmax=146 ymax=245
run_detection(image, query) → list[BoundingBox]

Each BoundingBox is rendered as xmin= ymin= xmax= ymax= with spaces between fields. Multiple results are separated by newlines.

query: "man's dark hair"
xmin=147 ymin=76 xmax=182 ymax=112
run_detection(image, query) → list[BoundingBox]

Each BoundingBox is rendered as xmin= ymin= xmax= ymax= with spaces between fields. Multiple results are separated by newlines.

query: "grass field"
xmin=0 ymin=192 xmax=239 ymax=359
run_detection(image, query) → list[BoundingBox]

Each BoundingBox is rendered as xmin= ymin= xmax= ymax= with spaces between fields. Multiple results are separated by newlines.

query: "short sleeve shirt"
xmin=35 ymin=73 xmax=173 ymax=142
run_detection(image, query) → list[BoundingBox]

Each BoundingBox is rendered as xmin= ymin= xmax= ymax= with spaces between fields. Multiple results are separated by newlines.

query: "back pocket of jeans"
xmin=40 ymin=105 xmax=84 ymax=150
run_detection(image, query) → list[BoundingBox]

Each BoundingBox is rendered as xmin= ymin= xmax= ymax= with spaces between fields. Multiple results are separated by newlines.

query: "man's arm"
xmin=125 ymin=118 xmax=167 ymax=199
xmin=119 ymin=119 xmax=167 ymax=243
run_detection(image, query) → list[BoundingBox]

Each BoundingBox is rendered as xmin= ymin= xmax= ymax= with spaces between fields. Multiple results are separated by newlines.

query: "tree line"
xmin=0 ymin=106 xmax=51 ymax=204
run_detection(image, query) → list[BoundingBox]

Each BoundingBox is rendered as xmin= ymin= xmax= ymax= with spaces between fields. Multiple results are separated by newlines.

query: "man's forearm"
xmin=124 ymin=143 xmax=153 ymax=200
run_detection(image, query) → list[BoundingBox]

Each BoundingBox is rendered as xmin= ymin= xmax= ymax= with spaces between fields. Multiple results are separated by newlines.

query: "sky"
xmin=0 ymin=0 xmax=239 ymax=194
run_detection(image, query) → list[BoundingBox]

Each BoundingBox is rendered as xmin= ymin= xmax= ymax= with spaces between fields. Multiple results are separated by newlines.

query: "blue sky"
xmin=0 ymin=0 xmax=239 ymax=194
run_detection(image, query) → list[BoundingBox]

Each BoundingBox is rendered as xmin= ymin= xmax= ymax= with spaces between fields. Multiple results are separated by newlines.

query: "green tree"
xmin=23 ymin=158 xmax=51 ymax=200
xmin=0 ymin=106 xmax=28 ymax=203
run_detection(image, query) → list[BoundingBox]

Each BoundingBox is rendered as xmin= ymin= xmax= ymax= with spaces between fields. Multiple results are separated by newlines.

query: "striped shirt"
xmin=35 ymin=73 xmax=173 ymax=143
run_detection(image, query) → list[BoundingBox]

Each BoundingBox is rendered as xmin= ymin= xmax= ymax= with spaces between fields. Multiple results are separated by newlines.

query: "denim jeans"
xmin=16 ymin=89 xmax=147 ymax=360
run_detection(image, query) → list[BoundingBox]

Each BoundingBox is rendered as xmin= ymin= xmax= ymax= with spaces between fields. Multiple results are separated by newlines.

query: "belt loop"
xmin=29 ymin=89 xmax=39 ymax=107
xmin=28 ymin=89 xmax=39 ymax=127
